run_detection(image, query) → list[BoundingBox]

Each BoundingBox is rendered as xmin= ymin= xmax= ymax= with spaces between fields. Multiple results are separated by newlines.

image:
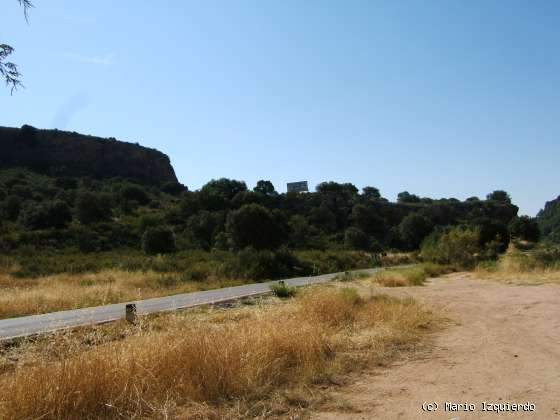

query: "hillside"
xmin=0 ymin=125 xmax=178 ymax=186
xmin=537 ymin=196 xmax=560 ymax=242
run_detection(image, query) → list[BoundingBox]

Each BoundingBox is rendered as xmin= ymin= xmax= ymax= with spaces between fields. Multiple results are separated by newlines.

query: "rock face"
xmin=0 ymin=125 xmax=178 ymax=186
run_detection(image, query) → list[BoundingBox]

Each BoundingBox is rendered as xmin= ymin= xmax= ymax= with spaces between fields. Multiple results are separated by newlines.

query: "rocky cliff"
xmin=0 ymin=125 xmax=178 ymax=186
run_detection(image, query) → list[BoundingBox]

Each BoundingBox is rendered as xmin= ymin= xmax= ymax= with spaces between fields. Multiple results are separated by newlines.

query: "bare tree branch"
xmin=2 ymin=1 xmax=34 ymax=93
xmin=17 ymin=0 xmax=34 ymax=23
xmin=0 ymin=45 xmax=23 ymax=94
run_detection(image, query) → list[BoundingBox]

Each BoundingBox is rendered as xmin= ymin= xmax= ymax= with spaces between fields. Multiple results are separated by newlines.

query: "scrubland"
xmin=0 ymin=250 xmax=412 ymax=319
xmin=0 ymin=269 xmax=246 ymax=319
xmin=368 ymin=264 xmax=454 ymax=287
xmin=475 ymin=245 xmax=560 ymax=284
xmin=0 ymin=284 xmax=436 ymax=419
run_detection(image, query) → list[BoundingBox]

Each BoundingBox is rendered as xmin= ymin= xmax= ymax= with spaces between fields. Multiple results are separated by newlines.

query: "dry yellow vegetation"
xmin=0 ymin=285 xmax=436 ymax=419
xmin=369 ymin=264 xmax=453 ymax=287
xmin=0 ymin=251 xmax=414 ymax=319
xmin=475 ymin=247 xmax=560 ymax=285
xmin=0 ymin=270 xmax=246 ymax=319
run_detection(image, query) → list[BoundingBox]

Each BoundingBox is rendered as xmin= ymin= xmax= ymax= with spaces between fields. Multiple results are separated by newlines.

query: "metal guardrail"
xmin=0 ymin=265 xmax=414 ymax=341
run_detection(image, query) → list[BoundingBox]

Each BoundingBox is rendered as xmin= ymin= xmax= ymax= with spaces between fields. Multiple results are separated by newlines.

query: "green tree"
xmin=472 ymin=217 xmax=510 ymax=253
xmin=76 ymin=192 xmax=112 ymax=224
xmin=228 ymin=247 xmax=303 ymax=280
xmin=2 ymin=195 xmax=21 ymax=221
xmin=119 ymin=184 xmax=150 ymax=205
xmin=421 ymin=226 xmax=480 ymax=267
xmin=231 ymin=190 xmax=262 ymax=208
xmin=200 ymin=178 xmax=247 ymax=210
xmin=161 ymin=182 xmax=186 ymax=196
xmin=17 ymin=124 xmax=38 ymax=146
xmin=253 ymin=180 xmax=277 ymax=196
xmin=288 ymin=215 xmax=327 ymax=249
xmin=397 ymin=191 xmax=421 ymax=204
xmin=399 ymin=213 xmax=434 ymax=249
xmin=344 ymin=227 xmax=370 ymax=250
xmin=308 ymin=206 xmax=337 ymax=233
xmin=178 ymin=191 xmax=200 ymax=219
xmin=226 ymin=204 xmax=284 ymax=250
xmin=316 ymin=182 xmax=358 ymax=230
xmin=316 ymin=181 xmax=358 ymax=196
xmin=351 ymin=204 xmax=385 ymax=239
xmin=537 ymin=196 xmax=560 ymax=242
xmin=142 ymin=226 xmax=176 ymax=254
xmin=138 ymin=215 xmax=164 ymax=235
xmin=362 ymin=186 xmax=381 ymax=200
xmin=186 ymin=211 xmax=219 ymax=250
xmin=20 ymin=200 xmax=72 ymax=229
xmin=72 ymin=225 xmax=98 ymax=253
xmin=509 ymin=216 xmax=540 ymax=242
xmin=486 ymin=190 xmax=511 ymax=204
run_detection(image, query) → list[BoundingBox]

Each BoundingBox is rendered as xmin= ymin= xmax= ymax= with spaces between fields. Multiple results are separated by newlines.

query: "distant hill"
xmin=0 ymin=125 xmax=178 ymax=186
xmin=537 ymin=196 xmax=560 ymax=242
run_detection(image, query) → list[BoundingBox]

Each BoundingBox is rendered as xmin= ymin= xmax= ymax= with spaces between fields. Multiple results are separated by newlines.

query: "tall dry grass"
xmin=0 ymin=270 xmax=245 ymax=319
xmin=370 ymin=264 xmax=453 ymax=287
xmin=475 ymin=248 xmax=560 ymax=284
xmin=0 ymin=287 xmax=434 ymax=419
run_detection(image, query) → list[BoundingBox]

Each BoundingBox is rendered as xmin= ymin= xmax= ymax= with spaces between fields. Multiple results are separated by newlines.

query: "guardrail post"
xmin=125 ymin=303 xmax=137 ymax=324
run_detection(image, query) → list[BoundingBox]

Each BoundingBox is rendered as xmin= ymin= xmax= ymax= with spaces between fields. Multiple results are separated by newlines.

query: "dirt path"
xmin=312 ymin=273 xmax=560 ymax=419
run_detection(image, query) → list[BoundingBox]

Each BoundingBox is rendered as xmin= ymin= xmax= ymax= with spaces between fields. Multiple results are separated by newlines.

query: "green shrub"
xmin=142 ymin=227 xmax=176 ymax=255
xmin=1 ymin=195 xmax=21 ymax=221
xmin=270 ymin=281 xmax=297 ymax=298
xmin=76 ymin=192 xmax=112 ymax=224
xmin=119 ymin=184 xmax=150 ymax=206
xmin=399 ymin=214 xmax=434 ymax=250
xmin=351 ymin=204 xmax=386 ymax=238
xmin=288 ymin=215 xmax=328 ymax=250
xmin=296 ymin=250 xmax=374 ymax=274
xmin=19 ymin=200 xmax=72 ymax=230
xmin=532 ymin=247 xmax=560 ymax=268
xmin=226 ymin=204 xmax=285 ymax=250
xmin=421 ymin=262 xmax=454 ymax=277
xmin=405 ymin=267 xmax=429 ymax=286
xmin=161 ymin=182 xmax=186 ymax=196
xmin=186 ymin=211 xmax=220 ymax=250
xmin=226 ymin=247 xmax=310 ymax=281
xmin=421 ymin=226 xmax=480 ymax=268
xmin=71 ymin=225 xmax=98 ymax=253
xmin=509 ymin=216 xmax=540 ymax=242
xmin=473 ymin=218 xmax=510 ymax=253
xmin=138 ymin=214 xmax=164 ymax=232
xmin=344 ymin=227 xmax=370 ymax=251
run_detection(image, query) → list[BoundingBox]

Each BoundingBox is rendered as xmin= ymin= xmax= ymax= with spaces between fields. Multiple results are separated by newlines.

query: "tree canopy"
xmin=0 ymin=163 xmax=521 ymax=258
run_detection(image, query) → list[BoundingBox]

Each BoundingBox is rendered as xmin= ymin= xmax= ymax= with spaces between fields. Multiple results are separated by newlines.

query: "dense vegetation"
xmin=537 ymin=195 xmax=560 ymax=243
xmin=0 ymin=124 xmax=532 ymax=281
xmin=0 ymin=161 xmax=520 ymax=279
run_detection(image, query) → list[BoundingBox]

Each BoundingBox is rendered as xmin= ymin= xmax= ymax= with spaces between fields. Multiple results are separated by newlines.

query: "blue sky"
xmin=1 ymin=1 xmax=559 ymax=216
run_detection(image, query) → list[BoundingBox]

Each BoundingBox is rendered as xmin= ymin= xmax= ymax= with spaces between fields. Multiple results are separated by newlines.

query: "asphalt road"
xmin=0 ymin=266 xmax=403 ymax=340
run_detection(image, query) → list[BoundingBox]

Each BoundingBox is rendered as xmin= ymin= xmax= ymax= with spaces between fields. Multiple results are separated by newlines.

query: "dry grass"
xmin=369 ymin=264 xmax=453 ymax=287
xmin=475 ymin=250 xmax=560 ymax=285
xmin=0 ymin=270 xmax=246 ymax=319
xmin=0 ymin=285 xmax=435 ymax=419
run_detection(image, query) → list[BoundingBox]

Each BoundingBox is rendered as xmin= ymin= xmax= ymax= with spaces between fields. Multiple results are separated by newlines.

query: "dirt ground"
xmin=312 ymin=273 xmax=560 ymax=419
